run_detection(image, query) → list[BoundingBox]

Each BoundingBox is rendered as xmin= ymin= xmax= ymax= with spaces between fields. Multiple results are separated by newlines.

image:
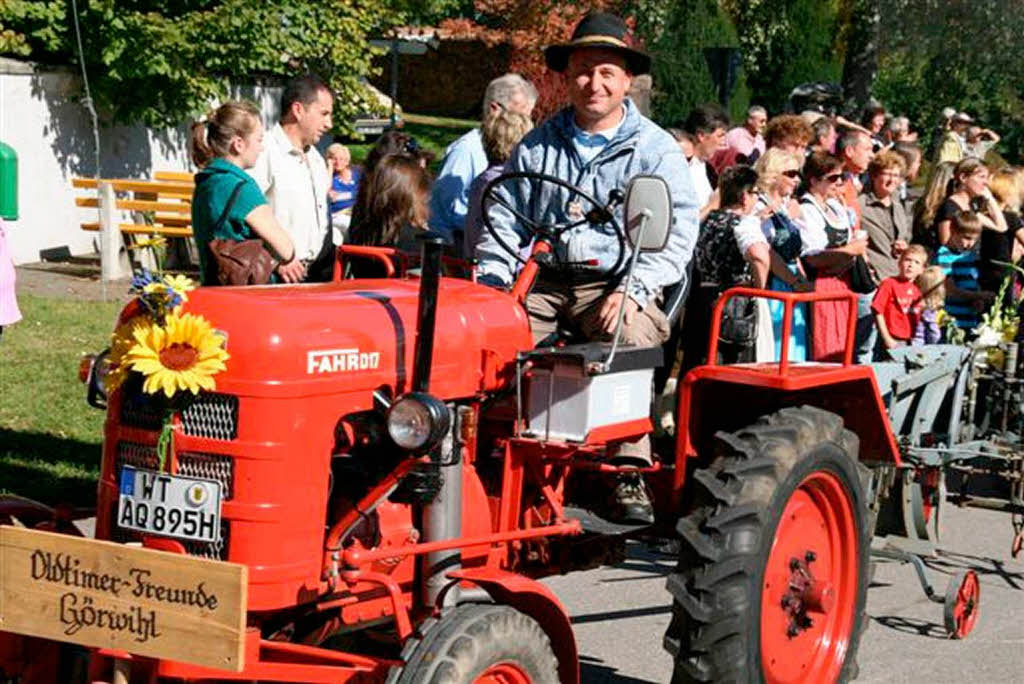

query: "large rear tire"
xmin=664 ymin=406 xmax=870 ymax=683
xmin=391 ymin=604 xmax=559 ymax=684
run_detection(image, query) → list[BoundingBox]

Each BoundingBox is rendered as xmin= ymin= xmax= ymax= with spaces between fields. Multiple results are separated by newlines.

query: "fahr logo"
xmin=307 ymin=348 xmax=381 ymax=375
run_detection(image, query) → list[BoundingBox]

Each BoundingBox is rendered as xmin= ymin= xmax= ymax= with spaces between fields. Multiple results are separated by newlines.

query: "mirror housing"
xmin=623 ymin=175 xmax=672 ymax=252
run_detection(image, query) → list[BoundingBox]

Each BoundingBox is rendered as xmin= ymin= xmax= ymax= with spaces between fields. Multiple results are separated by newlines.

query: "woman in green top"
xmin=190 ymin=101 xmax=305 ymax=285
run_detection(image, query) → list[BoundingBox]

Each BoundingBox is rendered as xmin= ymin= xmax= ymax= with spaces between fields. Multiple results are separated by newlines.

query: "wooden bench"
xmin=73 ymin=173 xmax=196 ymax=279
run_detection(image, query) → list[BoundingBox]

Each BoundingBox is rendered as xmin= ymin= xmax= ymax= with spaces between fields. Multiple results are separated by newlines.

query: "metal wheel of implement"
xmin=389 ymin=604 xmax=558 ymax=684
xmin=664 ymin=406 xmax=870 ymax=683
xmin=876 ymin=467 xmax=945 ymax=542
xmin=943 ymin=569 xmax=980 ymax=639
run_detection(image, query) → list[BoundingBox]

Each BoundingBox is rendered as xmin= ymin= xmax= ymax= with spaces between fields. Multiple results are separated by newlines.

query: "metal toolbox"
xmin=519 ymin=344 xmax=662 ymax=443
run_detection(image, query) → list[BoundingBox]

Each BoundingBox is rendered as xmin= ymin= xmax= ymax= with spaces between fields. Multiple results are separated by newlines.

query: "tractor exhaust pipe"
xmin=412 ymin=233 xmax=445 ymax=393
xmin=410 ymin=233 xmax=464 ymax=608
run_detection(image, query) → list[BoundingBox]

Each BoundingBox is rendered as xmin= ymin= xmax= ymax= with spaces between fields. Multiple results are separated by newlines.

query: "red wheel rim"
xmin=950 ymin=571 xmax=980 ymax=639
xmin=474 ymin=662 xmax=532 ymax=684
xmin=760 ymin=471 xmax=859 ymax=684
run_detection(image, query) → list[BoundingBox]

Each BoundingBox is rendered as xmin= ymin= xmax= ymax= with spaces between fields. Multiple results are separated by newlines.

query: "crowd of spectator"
xmin=684 ymin=97 xmax=1019 ymax=366
xmin=186 ymin=66 xmax=1020 ymax=371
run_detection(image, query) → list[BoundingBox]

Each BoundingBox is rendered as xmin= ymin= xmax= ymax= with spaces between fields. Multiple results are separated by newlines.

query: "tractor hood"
xmin=167 ymin=278 xmax=533 ymax=400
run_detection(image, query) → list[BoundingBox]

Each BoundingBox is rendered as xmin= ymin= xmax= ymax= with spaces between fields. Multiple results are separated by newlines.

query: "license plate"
xmin=117 ymin=466 xmax=222 ymax=544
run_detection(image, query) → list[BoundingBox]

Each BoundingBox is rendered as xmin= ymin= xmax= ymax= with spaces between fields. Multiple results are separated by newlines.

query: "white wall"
xmin=0 ymin=58 xmax=282 ymax=265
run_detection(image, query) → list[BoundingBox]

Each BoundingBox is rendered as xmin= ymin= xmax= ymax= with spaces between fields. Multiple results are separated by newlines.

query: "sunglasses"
xmin=781 ymin=169 xmax=802 ymax=179
xmin=824 ymin=173 xmax=843 ymax=183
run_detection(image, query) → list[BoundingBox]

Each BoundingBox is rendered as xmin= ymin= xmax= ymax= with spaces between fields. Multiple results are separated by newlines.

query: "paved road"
xmin=75 ymin=505 xmax=1023 ymax=682
xmin=545 ymin=506 xmax=1024 ymax=683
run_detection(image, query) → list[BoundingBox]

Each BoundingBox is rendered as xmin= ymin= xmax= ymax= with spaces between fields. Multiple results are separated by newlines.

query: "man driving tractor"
xmin=475 ymin=11 xmax=699 ymax=524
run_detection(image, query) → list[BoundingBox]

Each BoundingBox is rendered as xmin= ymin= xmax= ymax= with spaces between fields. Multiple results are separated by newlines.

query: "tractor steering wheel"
xmin=480 ymin=170 xmax=627 ymax=276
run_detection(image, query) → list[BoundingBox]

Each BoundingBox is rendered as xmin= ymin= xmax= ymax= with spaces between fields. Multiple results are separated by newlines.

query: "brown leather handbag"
xmin=208 ymin=238 xmax=278 ymax=285
xmin=206 ymin=181 xmax=278 ymax=285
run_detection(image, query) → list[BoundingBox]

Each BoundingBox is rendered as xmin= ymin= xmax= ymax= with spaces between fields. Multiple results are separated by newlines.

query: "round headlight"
xmin=386 ymin=392 xmax=450 ymax=452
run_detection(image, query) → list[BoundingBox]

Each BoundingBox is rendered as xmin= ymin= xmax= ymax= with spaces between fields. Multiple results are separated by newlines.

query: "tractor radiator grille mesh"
xmin=181 ymin=393 xmax=239 ymax=441
xmin=119 ymin=389 xmax=239 ymax=441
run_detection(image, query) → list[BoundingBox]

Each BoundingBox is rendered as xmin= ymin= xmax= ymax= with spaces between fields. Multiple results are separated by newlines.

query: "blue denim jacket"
xmin=474 ymin=99 xmax=699 ymax=308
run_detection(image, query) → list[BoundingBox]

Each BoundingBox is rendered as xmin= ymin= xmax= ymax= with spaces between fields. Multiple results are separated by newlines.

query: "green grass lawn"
xmin=1 ymin=294 xmax=123 ymax=506
xmin=348 ymin=114 xmax=476 ymax=174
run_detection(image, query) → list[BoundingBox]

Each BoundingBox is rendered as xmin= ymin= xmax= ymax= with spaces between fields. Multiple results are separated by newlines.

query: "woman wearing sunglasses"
xmin=754 ymin=148 xmax=812 ymax=362
xmin=799 ymin=152 xmax=869 ymax=361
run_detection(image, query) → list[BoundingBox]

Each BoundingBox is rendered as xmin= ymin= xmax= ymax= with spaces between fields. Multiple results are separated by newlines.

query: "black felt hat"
xmin=544 ymin=12 xmax=650 ymax=75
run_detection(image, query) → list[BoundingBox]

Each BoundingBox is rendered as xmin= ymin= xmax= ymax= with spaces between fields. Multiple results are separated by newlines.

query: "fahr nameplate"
xmin=0 ymin=526 xmax=247 ymax=671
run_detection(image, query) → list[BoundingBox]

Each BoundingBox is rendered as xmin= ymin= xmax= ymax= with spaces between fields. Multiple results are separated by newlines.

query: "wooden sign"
xmin=0 ymin=526 xmax=247 ymax=671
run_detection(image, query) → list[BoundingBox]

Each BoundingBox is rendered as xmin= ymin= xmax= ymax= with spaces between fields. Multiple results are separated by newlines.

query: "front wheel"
xmin=391 ymin=604 xmax=559 ymax=684
xmin=664 ymin=406 xmax=870 ymax=683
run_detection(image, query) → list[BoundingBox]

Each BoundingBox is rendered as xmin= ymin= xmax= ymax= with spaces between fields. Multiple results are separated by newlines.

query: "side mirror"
xmin=623 ymin=175 xmax=672 ymax=252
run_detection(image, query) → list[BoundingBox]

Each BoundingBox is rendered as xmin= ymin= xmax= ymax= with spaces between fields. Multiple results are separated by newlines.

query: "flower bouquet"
xmin=972 ymin=267 xmax=1021 ymax=372
xmin=104 ymin=270 xmax=229 ymax=468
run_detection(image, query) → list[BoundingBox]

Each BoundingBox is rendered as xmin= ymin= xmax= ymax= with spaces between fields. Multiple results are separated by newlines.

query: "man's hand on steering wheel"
xmin=480 ymin=170 xmax=628 ymax=276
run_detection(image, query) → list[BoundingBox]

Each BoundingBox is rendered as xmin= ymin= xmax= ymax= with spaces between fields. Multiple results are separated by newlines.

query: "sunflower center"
xmin=159 ymin=343 xmax=199 ymax=371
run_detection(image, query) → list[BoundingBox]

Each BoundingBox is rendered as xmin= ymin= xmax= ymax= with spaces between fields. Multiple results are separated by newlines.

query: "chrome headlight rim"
xmin=386 ymin=392 xmax=450 ymax=453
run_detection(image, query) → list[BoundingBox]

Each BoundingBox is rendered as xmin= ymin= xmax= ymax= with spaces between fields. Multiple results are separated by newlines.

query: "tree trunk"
xmin=840 ymin=0 xmax=881 ymax=115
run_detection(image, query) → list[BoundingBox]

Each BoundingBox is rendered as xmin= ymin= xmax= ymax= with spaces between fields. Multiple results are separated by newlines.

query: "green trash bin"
xmin=0 ymin=142 xmax=17 ymax=220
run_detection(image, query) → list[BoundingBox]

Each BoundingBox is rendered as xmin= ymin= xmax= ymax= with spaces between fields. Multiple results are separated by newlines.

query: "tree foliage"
xmin=634 ymin=0 xmax=748 ymax=125
xmin=872 ymin=0 xmax=1024 ymax=160
xmin=721 ymin=0 xmax=842 ymax=113
xmin=0 ymin=0 xmax=400 ymax=132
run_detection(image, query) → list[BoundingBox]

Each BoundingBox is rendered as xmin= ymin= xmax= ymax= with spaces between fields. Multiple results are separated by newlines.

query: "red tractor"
xmin=0 ymin=174 xmax=896 ymax=683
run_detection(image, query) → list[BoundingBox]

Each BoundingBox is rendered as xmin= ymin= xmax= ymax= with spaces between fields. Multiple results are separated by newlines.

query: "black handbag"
xmin=847 ymin=255 xmax=877 ymax=294
xmin=719 ymin=294 xmax=758 ymax=348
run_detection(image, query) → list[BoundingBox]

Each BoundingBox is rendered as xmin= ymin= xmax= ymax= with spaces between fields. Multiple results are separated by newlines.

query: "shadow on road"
xmin=580 ymin=656 xmax=659 ymax=683
xmin=930 ymin=549 xmax=1024 ymax=590
xmin=571 ymin=604 xmax=671 ymax=625
xmin=871 ymin=614 xmax=949 ymax=639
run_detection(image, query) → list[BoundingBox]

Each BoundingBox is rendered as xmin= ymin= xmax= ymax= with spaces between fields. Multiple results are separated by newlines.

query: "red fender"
xmin=447 ymin=567 xmax=579 ymax=684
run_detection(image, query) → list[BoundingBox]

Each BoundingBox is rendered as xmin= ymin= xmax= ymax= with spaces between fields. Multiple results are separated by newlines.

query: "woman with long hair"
xmin=799 ymin=152 xmax=868 ymax=361
xmin=912 ymin=161 xmax=955 ymax=248
xmin=348 ymin=154 xmax=432 ymax=251
xmin=980 ymin=167 xmax=1024 ymax=296
xmin=931 ymin=157 xmax=1007 ymax=246
xmin=190 ymin=101 xmax=303 ymax=285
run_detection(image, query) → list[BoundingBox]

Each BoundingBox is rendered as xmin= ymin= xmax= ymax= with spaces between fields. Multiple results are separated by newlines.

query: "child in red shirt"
xmin=872 ymin=244 xmax=928 ymax=354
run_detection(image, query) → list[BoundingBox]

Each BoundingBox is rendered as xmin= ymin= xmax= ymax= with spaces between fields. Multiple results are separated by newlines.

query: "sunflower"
xmin=162 ymin=274 xmax=195 ymax=302
xmin=123 ymin=311 xmax=229 ymax=398
xmin=104 ymin=315 xmax=153 ymax=393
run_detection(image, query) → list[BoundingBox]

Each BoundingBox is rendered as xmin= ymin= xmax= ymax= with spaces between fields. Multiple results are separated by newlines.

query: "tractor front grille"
xmin=111 ymin=441 xmax=234 ymax=560
xmin=176 ymin=451 xmax=235 ymax=500
xmin=182 ymin=393 xmax=239 ymax=441
xmin=119 ymin=388 xmax=239 ymax=441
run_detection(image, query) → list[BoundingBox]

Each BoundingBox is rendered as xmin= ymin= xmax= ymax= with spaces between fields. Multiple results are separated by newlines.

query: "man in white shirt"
xmin=676 ymin=104 xmax=729 ymax=219
xmin=249 ymin=74 xmax=334 ymax=281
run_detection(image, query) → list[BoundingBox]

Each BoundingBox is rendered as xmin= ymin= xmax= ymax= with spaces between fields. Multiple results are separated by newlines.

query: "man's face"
xmin=565 ymin=48 xmax=632 ymax=128
xmin=845 ymin=133 xmax=874 ymax=173
xmin=696 ymin=127 xmax=727 ymax=161
xmin=747 ymin=111 xmax=767 ymax=135
xmin=294 ymin=88 xmax=334 ymax=147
